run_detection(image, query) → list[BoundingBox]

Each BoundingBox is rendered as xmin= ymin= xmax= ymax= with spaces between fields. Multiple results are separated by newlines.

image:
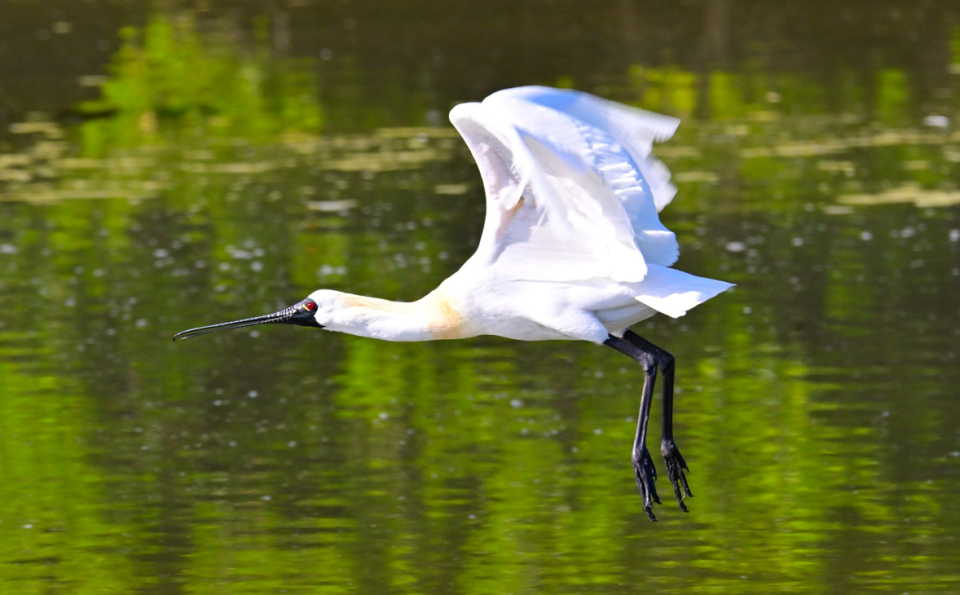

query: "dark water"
xmin=2 ymin=2 xmax=960 ymax=593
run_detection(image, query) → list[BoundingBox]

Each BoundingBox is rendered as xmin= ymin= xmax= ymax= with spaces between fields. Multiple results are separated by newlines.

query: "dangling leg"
xmin=604 ymin=334 xmax=661 ymax=520
xmin=623 ymin=330 xmax=692 ymax=511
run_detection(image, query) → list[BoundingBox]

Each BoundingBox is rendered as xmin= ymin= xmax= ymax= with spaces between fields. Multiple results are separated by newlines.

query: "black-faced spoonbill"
xmin=174 ymin=86 xmax=732 ymax=520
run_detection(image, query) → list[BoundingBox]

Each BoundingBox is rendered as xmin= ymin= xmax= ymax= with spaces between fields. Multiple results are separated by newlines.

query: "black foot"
xmin=661 ymin=439 xmax=692 ymax=512
xmin=632 ymin=447 xmax=661 ymax=520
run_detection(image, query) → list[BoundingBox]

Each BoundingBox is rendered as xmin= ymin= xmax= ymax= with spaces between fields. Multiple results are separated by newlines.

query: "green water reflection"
xmin=2 ymin=6 xmax=960 ymax=594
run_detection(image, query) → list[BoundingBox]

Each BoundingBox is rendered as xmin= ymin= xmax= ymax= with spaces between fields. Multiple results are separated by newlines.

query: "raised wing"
xmin=450 ymin=87 xmax=681 ymax=285
xmin=491 ymin=86 xmax=680 ymax=213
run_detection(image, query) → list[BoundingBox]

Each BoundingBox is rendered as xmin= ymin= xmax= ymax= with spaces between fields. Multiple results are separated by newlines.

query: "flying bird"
xmin=174 ymin=86 xmax=732 ymax=520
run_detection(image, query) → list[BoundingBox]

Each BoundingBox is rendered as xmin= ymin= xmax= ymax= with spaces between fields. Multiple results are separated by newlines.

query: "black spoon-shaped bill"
xmin=172 ymin=299 xmax=322 ymax=341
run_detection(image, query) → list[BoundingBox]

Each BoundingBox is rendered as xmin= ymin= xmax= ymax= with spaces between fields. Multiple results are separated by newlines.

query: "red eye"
xmin=304 ymin=302 xmax=315 ymax=310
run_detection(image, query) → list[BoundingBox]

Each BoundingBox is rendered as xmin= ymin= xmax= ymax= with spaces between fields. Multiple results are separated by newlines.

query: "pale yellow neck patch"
xmin=335 ymin=287 xmax=467 ymax=340
xmin=417 ymin=286 xmax=467 ymax=340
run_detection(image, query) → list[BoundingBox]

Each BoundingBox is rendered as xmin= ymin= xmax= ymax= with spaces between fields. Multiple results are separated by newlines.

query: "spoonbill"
xmin=174 ymin=86 xmax=732 ymax=520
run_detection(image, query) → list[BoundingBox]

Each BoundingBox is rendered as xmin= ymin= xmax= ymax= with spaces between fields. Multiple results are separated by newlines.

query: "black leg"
xmin=623 ymin=330 xmax=692 ymax=511
xmin=604 ymin=334 xmax=661 ymax=520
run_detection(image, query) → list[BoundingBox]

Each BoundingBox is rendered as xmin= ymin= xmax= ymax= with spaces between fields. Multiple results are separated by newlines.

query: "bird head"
xmin=172 ymin=295 xmax=325 ymax=341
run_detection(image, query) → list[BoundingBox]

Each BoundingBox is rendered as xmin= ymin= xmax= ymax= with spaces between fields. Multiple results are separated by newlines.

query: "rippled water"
xmin=2 ymin=3 xmax=960 ymax=594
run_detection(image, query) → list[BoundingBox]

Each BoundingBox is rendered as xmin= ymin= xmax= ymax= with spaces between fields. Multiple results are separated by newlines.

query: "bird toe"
xmin=632 ymin=446 xmax=660 ymax=520
xmin=661 ymin=439 xmax=692 ymax=511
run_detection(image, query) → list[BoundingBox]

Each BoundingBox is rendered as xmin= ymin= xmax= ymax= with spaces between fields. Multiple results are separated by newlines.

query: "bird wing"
xmin=449 ymin=87 xmax=680 ymax=284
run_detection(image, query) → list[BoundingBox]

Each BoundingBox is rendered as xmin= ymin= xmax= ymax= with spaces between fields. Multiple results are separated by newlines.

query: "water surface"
xmin=1 ymin=3 xmax=960 ymax=593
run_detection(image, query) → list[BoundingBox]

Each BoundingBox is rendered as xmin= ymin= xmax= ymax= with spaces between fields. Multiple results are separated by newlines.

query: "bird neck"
xmin=324 ymin=286 xmax=468 ymax=342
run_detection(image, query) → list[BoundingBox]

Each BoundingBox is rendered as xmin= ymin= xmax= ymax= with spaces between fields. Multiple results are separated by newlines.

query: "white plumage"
xmin=309 ymin=86 xmax=731 ymax=344
xmin=174 ymin=86 xmax=733 ymax=519
xmin=454 ymin=87 xmax=728 ymax=322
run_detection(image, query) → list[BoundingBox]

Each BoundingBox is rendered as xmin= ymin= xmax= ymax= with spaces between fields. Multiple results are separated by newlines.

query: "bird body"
xmin=304 ymin=86 xmax=731 ymax=344
xmin=174 ymin=86 xmax=732 ymax=520
xmin=308 ymin=262 xmax=724 ymax=344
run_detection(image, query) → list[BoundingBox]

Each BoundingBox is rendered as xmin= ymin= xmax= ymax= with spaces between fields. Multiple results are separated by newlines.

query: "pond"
xmin=1 ymin=2 xmax=960 ymax=593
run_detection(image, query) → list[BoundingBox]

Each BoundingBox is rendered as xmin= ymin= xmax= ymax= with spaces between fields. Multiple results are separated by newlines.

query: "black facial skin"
xmin=172 ymin=298 xmax=323 ymax=341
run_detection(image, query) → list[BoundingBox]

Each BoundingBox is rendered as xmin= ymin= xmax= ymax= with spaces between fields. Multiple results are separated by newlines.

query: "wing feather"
xmin=449 ymin=87 xmax=681 ymax=285
xmin=488 ymin=86 xmax=680 ymax=213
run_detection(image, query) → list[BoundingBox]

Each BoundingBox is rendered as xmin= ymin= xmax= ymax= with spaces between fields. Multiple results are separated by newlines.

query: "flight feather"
xmin=450 ymin=87 xmax=682 ymax=285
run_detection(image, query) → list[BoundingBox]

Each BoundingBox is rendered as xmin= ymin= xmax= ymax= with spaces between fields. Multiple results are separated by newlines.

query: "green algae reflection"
xmin=77 ymin=14 xmax=322 ymax=155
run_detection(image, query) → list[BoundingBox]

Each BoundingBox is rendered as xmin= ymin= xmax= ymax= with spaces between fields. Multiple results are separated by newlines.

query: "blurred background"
xmin=1 ymin=1 xmax=960 ymax=593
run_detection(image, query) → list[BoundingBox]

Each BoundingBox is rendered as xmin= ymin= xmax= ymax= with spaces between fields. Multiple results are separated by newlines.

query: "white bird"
xmin=174 ymin=86 xmax=732 ymax=520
